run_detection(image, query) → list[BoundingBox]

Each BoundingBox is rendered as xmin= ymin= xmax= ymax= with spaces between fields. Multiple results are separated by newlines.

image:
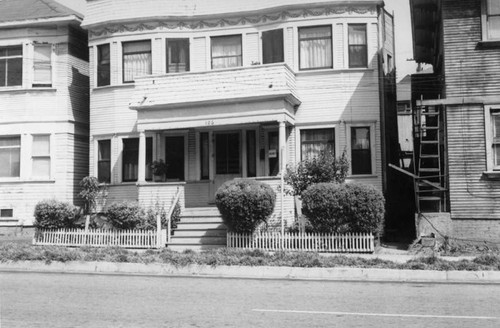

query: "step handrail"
xmin=166 ymin=187 xmax=182 ymax=244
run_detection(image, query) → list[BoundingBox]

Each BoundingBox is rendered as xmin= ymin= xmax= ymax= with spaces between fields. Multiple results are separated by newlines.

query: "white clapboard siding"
xmin=33 ymin=228 xmax=167 ymax=249
xmin=227 ymin=232 xmax=374 ymax=253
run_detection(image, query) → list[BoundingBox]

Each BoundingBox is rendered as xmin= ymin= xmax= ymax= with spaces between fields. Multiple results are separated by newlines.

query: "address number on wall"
xmin=205 ymin=120 xmax=215 ymax=126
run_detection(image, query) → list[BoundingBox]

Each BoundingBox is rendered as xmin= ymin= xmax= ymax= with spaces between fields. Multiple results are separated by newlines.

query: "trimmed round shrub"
xmin=33 ymin=199 xmax=78 ymax=229
xmin=215 ymin=179 xmax=276 ymax=233
xmin=302 ymin=182 xmax=385 ymax=234
xmin=105 ymin=202 xmax=145 ymax=230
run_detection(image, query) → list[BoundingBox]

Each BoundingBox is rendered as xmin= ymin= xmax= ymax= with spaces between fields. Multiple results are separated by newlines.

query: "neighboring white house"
xmin=0 ymin=0 xmax=89 ymax=228
xmin=80 ymin=0 xmax=396 ymax=232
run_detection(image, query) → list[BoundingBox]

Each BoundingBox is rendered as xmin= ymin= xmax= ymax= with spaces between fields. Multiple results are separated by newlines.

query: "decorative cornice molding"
xmin=89 ymin=5 xmax=377 ymax=38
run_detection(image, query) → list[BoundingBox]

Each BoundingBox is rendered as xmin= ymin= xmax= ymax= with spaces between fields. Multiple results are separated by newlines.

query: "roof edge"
xmin=0 ymin=15 xmax=82 ymax=28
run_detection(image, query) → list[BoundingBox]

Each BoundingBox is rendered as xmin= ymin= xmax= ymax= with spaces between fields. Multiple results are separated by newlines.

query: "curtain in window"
xmin=487 ymin=0 xmax=500 ymax=39
xmin=349 ymin=25 xmax=368 ymax=68
xmin=33 ymin=45 xmax=52 ymax=85
xmin=123 ymin=41 xmax=152 ymax=82
xmin=211 ymin=36 xmax=242 ymax=69
xmin=0 ymin=136 xmax=20 ymax=178
xmin=301 ymin=129 xmax=335 ymax=160
xmin=122 ymin=138 xmax=139 ymax=182
xmin=299 ymin=26 xmax=332 ymax=70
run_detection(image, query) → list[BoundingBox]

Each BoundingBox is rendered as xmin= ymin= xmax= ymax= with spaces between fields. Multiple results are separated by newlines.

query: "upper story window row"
xmin=95 ymin=23 xmax=370 ymax=87
xmin=0 ymin=43 xmax=53 ymax=89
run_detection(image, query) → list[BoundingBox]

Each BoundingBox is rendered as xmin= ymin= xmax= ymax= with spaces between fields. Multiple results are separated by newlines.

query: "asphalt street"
xmin=1 ymin=272 xmax=499 ymax=327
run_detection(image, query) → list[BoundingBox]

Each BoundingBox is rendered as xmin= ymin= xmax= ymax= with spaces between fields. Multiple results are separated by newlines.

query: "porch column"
xmin=138 ymin=130 xmax=146 ymax=183
xmin=279 ymin=121 xmax=287 ymax=173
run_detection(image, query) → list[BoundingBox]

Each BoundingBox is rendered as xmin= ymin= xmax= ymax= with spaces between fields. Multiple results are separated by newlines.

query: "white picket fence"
xmin=227 ymin=232 xmax=374 ymax=253
xmin=33 ymin=228 xmax=167 ymax=249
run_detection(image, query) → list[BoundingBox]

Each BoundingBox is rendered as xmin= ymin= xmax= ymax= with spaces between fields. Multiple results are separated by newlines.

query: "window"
xmin=0 ymin=136 xmax=20 ymax=178
xmin=33 ymin=44 xmax=51 ymax=87
xmin=98 ymin=140 xmax=111 ymax=183
xmin=146 ymin=137 xmax=153 ymax=181
xmin=246 ymin=130 xmax=256 ymax=178
xmin=484 ymin=0 xmax=500 ymax=40
xmin=351 ymin=127 xmax=372 ymax=175
xmin=122 ymin=138 xmax=139 ymax=182
xmin=211 ymin=35 xmax=242 ymax=69
xmin=268 ymin=131 xmax=279 ymax=176
xmin=167 ymin=39 xmax=190 ymax=73
xmin=491 ymin=109 xmax=500 ymax=170
xmin=216 ymin=133 xmax=240 ymax=175
xmin=165 ymin=136 xmax=185 ymax=181
xmin=122 ymin=40 xmax=152 ymax=83
xmin=200 ymin=132 xmax=209 ymax=180
xmin=32 ymin=135 xmax=50 ymax=178
xmin=97 ymin=44 xmax=110 ymax=86
xmin=0 ymin=46 xmax=22 ymax=87
xmin=300 ymin=128 xmax=335 ymax=160
xmin=262 ymin=29 xmax=284 ymax=64
xmin=348 ymin=24 xmax=368 ymax=68
xmin=298 ymin=26 xmax=332 ymax=70
xmin=0 ymin=209 xmax=13 ymax=218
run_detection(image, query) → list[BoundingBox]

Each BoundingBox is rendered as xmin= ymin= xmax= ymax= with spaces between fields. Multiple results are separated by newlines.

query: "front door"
xmin=165 ymin=136 xmax=184 ymax=181
xmin=211 ymin=132 xmax=241 ymax=200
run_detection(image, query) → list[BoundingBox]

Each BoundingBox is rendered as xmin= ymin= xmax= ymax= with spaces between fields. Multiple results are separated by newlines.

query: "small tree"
xmin=284 ymin=151 xmax=349 ymax=197
xmin=79 ymin=176 xmax=106 ymax=230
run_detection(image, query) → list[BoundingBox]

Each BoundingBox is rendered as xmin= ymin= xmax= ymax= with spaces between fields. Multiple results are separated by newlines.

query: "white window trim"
xmin=484 ymin=105 xmax=500 ymax=172
xmin=94 ymin=137 xmax=113 ymax=184
xmin=481 ymin=0 xmax=500 ymax=41
xmin=32 ymin=43 xmax=53 ymax=87
xmin=346 ymin=122 xmax=377 ymax=176
xmin=0 ymin=134 xmax=22 ymax=181
xmin=30 ymin=134 xmax=53 ymax=180
xmin=295 ymin=124 xmax=339 ymax=162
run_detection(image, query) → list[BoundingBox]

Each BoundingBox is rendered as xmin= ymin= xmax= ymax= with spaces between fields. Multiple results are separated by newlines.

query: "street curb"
xmin=2 ymin=261 xmax=500 ymax=283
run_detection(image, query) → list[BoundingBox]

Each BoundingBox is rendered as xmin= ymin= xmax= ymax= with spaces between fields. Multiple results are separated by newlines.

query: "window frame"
xmin=97 ymin=43 xmax=111 ymax=87
xmin=0 ymin=45 xmax=23 ymax=87
xmin=31 ymin=134 xmax=51 ymax=179
xmin=298 ymin=25 xmax=333 ymax=71
xmin=0 ymin=135 xmax=21 ymax=179
xmin=210 ymin=34 xmax=243 ymax=69
xmin=122 ymin=40 xmax=152 ymax=83
xmin=262 ymin=29 xmax=284 ymax=65
xmin=97 ymin=139 xmax=111 ymax=183
xmin=485 ymin=106 xmax=500 ymax=172
xmin=33 ymin=44 xmax=52 ymax=87
xmin=348 ymin=24 xmax=368 ymax=68
xmin=482 ymin=0 xmax=500 ymax=41
xmin=166 ymin=38 xmax=190 ymax=73
xmin=122 ymin=137 xmax=139 ymax=182
xmin=346 ymin=123 xmax=376 ymax=176
xmin=300 ymin=128 xmax=336 ymax=161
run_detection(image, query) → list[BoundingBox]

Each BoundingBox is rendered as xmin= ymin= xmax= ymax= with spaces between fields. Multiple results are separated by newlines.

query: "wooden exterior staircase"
xmin=168 ymin=207 xmax=227 ymax=251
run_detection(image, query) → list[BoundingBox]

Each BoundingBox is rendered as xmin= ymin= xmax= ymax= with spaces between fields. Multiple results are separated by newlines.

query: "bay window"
xmin=33 ymin=44 xmax=52 ymax=87
xmin=167 ymin=39 xmax=190 ymax=73
xmin=0 ymin=136 xmax=20 ymax=178
xmin=300 ymin=128 xmax=335 ymax=160
xmin=298 ymin=25 xmax=332 ymax=70
xmin=97 ymin=44 xmax=110 ymax=86
xmin=348 ymin=24 xmax=368 ymax=68
xmin=211 ymin=35 xmax=242 ymax=69
xmin=32 ymin=135 xmax=51 ymax=179
xmin=0 ymin=46 xmax=22 ymax=87
xmin=122 ymin=40 xmax=152 ymax=83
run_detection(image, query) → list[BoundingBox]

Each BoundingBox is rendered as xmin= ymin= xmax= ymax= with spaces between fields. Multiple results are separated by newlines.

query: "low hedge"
xmin=302 ymin=182 xmax=385 ymax=235
xmin=215 ymin=179 xmax=276 ymax=233
xmin=104 ymin=202 xmax=145 ymax=230
xmin=33 ymin=200 xmax=80 ymax=230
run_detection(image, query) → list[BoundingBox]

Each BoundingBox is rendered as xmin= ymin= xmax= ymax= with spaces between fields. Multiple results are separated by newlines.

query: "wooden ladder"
xmin=413 ymin=104 xmax=447 ymax=212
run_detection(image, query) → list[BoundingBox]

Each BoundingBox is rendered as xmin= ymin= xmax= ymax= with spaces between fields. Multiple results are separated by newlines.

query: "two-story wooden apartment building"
xmin=410 ymin=0 xmax=500 ymax=241
xmin=81 ymin=0 xmax=396 ymax=241
xmin=0 ymin=0 xmax=89 ymax=229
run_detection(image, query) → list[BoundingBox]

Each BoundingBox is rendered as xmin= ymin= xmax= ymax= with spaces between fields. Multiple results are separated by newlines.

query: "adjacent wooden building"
xmin=0 ymin=0 xmax=89 ymax=229
xmin=410 ymin=0 xmax=500 ymax=241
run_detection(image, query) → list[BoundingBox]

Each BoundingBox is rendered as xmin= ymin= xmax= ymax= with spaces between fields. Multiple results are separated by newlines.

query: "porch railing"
xmin=227 ymin=232 xmax=374 ymax=253
xmin=33 ymin=228 xmax=167 ymax=249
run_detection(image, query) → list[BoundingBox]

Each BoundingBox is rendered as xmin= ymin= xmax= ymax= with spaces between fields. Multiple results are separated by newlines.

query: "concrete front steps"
xmin=167 ymin=207 xmax=227 ymax=251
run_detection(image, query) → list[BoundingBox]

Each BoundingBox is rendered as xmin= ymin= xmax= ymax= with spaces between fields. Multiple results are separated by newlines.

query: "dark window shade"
xmin=351 ymin=127 xmax=372 ymax=175
xmin=122 ymin=138 xmax=139 ymax=182
xmin=262 ymin=29 xmax=284 ymax=64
